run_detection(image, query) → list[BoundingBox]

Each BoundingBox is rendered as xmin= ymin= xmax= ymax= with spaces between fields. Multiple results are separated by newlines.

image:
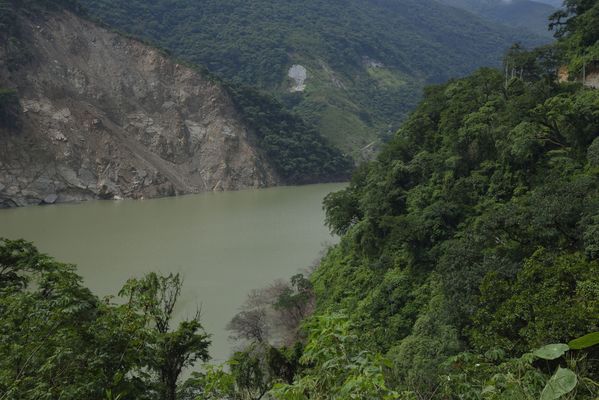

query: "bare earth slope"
xmin=0 ymin=10 xmax=277 ymax=207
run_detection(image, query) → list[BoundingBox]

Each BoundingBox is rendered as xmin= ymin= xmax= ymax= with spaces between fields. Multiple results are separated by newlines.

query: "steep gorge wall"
xmin=0 ymin=10 xmax=277 ymax=207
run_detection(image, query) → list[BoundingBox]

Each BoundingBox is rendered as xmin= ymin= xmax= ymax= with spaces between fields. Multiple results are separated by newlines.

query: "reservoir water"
xmin=0 ymin=183 xmax=344 ymax=363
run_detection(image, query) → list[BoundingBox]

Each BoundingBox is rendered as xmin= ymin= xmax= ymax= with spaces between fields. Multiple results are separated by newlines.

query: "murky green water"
xmin=0 ymin=183 xmax=344 ymax=362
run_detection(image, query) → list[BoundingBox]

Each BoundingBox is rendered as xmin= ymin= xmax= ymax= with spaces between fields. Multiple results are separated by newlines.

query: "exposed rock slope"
xmin=0 ymin=10 xmax=278 ymax=207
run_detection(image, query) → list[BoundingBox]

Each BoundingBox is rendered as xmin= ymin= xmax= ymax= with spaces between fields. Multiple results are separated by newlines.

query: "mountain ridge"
xmin=436 ymin=0 xmax=558 ymax=38
xmin=79 ymin=0 xmax=545 ymax=155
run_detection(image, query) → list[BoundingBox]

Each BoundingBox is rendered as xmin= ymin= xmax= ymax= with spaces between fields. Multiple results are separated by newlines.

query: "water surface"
xmin=0 ymin=183 xmax=344 ymax=362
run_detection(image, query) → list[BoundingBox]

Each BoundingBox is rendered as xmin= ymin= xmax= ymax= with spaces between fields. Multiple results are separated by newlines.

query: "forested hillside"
xmin=438 ymin=0 xmax=557 ymax=38
xmin=298 ymin=0 xmax=598 ymax=397
xmin=207 ymin=1 xmax=599 ymax=398
xmin=79 ymin=0 xmax=543 ymax=155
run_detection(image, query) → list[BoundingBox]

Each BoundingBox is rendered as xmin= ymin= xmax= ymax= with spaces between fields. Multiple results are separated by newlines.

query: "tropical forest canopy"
xmin=305 ymin=0 xmax=599 ymax=397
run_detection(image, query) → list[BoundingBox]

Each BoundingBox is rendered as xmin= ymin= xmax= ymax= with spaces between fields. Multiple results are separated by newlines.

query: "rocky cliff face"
xmin=0 ymin=10 xmax=277 ymax=207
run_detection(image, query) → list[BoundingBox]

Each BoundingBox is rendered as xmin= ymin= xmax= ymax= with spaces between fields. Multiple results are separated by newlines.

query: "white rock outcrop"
xmin=288 ymin=64 xmax=308 ymax=92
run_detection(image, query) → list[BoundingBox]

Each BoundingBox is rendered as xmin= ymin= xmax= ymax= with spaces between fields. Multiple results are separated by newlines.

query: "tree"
xmin=273 ymin=274 xmax=315 ymax=342
xmin=228 ymin=309 xmax=269 ymax=344
xmin=270 ymin=313 xmax=400 ymax=400
xmin=0 ymin=239 xmax=147 ymax=399
xmin=228 ymin=274 xmax=315 ymax=347
xmin=180 ymin=344 xmax=302 ymax=400
xmin=119 ymin=272 xmax=211 ymax=400
xmin=227 ymin=286 xmax=277 ymax=344
xmin=470 ymin=250 xmax=599 ymax=354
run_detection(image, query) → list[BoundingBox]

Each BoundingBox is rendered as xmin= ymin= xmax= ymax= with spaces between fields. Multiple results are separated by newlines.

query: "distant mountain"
xmin=437 ymin=0 xmax=558 ymax=38
xmin=533 ymin=0 xmax=563 ymax=7
xmin=79 ymin=0 xmax=543 ymax=156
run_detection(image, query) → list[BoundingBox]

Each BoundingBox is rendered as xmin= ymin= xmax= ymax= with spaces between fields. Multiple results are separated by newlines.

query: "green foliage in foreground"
xmin=270 ymin=313 xmax=400 ymax=400
xmin=441 ymin=331 xmax=599 ymax=399
xmin=179 ymin=344 xmax=303 ymax=400
xmin=0 ymin=239 xmax=210 ymax=400
xmin=2 ymin=1 xmax=599 ymax=399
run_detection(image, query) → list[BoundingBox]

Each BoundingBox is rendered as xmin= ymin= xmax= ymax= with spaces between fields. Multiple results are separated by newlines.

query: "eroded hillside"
xmin=0 ymin=8 xmax=281 ymax=207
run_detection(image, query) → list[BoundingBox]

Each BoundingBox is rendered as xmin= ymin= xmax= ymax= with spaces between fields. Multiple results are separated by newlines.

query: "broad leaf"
xmin=568 ymin=332 xmax=599 ymax=350
xmin=540 ymin=367 xmax=577 ymax=400
xmin=533 ymin=344 xmax=569 ymax=360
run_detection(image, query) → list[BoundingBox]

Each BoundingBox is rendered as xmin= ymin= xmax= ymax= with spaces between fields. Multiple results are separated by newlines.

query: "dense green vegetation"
xmin=302 ymin=0 xmax=598 ymax=397
xmin=0 ymin=239 xmax=210 ymax=400
xmin=78 ymin=0 xmax=542 ymax=154
xmin=0 ymin=0 xmax=83 ymax=26
xmin=223 ymin=84 xmax=352 ymax=184
xmin=539 ymin=0 xmax=564 ymax=6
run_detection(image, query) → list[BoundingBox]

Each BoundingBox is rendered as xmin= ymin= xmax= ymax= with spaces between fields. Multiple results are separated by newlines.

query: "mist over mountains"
xmin=437 ymin=0 xmax=558 ymax=38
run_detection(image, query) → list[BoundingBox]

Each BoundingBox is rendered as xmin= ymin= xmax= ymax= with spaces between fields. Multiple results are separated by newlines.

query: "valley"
xmin=0 ymin=0 xmax=597 ymax=399
xmin=79 ymin=0 xmax=548 ymax=156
